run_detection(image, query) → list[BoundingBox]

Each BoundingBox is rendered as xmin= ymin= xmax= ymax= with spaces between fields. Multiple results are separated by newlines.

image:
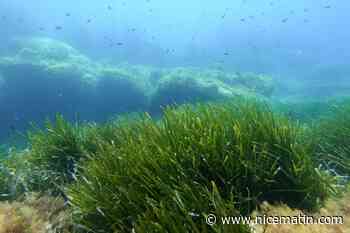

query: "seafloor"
xmin=0 ymin=37 xmax=349 ymax=233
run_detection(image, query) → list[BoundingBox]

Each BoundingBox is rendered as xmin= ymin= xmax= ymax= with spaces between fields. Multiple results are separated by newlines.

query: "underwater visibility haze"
xmin=0 ymin=1 xmax=350 ymax=233
xmin=0 ymin=0 xmax=349 ymax=140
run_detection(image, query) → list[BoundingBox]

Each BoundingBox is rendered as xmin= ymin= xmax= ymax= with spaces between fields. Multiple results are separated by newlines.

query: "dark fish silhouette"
xmin=116 ymin=42 xmax=123 ymax=46
xmin=65 ymin=13 xmax=71 ymax=16
xmin=87 ymin=19 xmax=92 ymax=23
xmin=240 ymin=18 xmax=245 ymax=22
xmin=55 ymin=26 xmax=63 ymax=30
xmin=10 ymin=125 xmax=16 ymax=132
xmin=324 ymin=5 xmax=331 ymax=9
xmin=224 ymin=52 xmax=229 ymax=56
xmin=281 ymin=18 xmax=288 ymax=23
xmin=107 ymin=5 xmax=112 ymax=10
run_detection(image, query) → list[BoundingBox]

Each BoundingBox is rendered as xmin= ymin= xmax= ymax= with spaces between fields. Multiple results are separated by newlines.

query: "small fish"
xmin=281 ymin=18 xmax=288 ymax=23
xmin=107 ymin=5 xmax=112 ymax=10
xmin=240 ymin=18 xmax=245 ymax=22
xmin=116 ymin=42 xmax=123 ymax=46
xmin=304 ymin=8 xmax=309 ymax=12
xmin=87 ymin=19 xmax=91 ymax=23
xmin=303 ymin=19 xmax=309 ymax=23
xmin=55 ymin=26 xmax=63 ymax=30
xmin=249 ymin=15 xmax=254 ymax=19
xmin=249 ymin=44 xmax=257 ymax=49
xmin=39 ymin=27 xmax=45 ymax=31
xmin=10 ymin=125 xmax=16 ymax=132
xmin=65 ymin=13 xmax=71 ymax=16
xmin=223 ymin=52 xmax=229 ymax=56
xmin=324 ymin=5 xmax=331 ymax=9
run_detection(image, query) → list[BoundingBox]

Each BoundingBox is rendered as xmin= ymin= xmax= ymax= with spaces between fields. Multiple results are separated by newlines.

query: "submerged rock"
xmin=0 ymin=37 xmax=99 ymax=84
xmin=0 ymin=37 xmax=275 ymax=138
xmin=0 ymin=37 xmax=148 ymax=130
xmin=150 ymin=73 xmax=223 ymax=111
xmin=94 ymin=68 xmax=148 ymax=120
xmin=149 ymin=67 xmax=274 ymax=111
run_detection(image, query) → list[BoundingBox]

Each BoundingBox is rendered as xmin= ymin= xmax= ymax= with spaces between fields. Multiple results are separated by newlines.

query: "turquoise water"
xmin=0 ymin=0 xmax=349 ymax=144
xmin=0 ymin=2 xmax=350 ymax=232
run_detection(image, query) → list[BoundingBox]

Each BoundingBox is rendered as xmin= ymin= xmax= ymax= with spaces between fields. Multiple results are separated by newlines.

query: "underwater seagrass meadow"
xmin=1 ymin=1 xmax=350 ymax=233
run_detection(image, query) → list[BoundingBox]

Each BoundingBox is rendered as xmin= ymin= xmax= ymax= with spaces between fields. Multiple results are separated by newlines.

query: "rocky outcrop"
xmin=0 ymin=37 xmax=275 ymax=140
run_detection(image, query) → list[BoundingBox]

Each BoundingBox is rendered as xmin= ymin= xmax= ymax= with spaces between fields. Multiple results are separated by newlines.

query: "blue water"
xmin=0 ymin=0 xmax=349 ymax=145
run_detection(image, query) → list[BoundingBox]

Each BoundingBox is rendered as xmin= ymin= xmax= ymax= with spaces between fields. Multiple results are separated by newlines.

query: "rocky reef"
xmin=0 ymin=37 xmax=275 ymax=139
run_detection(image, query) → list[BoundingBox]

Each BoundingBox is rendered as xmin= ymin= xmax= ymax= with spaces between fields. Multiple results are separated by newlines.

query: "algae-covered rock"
xmin=232 ymin=72 xmax=274 ymax=97
xmin=0 ymin=37 xmax=99 ymax=83
xmin=0 ymin=37 xmax=275 ymax=139
xmin=94 ymin=68 xmax=148 ymax=119
xmin=150 ymin=67 xmax=274 ymax=111
xmin=0 ymin=60 xmax=93 ymax=128
xmin=0 ymin=37 xmax=150 ymax=129
xmin=11 ymin=37 xmax=93 ymax=67
xmin=150 ymin=73 xmax=225 ymax=111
